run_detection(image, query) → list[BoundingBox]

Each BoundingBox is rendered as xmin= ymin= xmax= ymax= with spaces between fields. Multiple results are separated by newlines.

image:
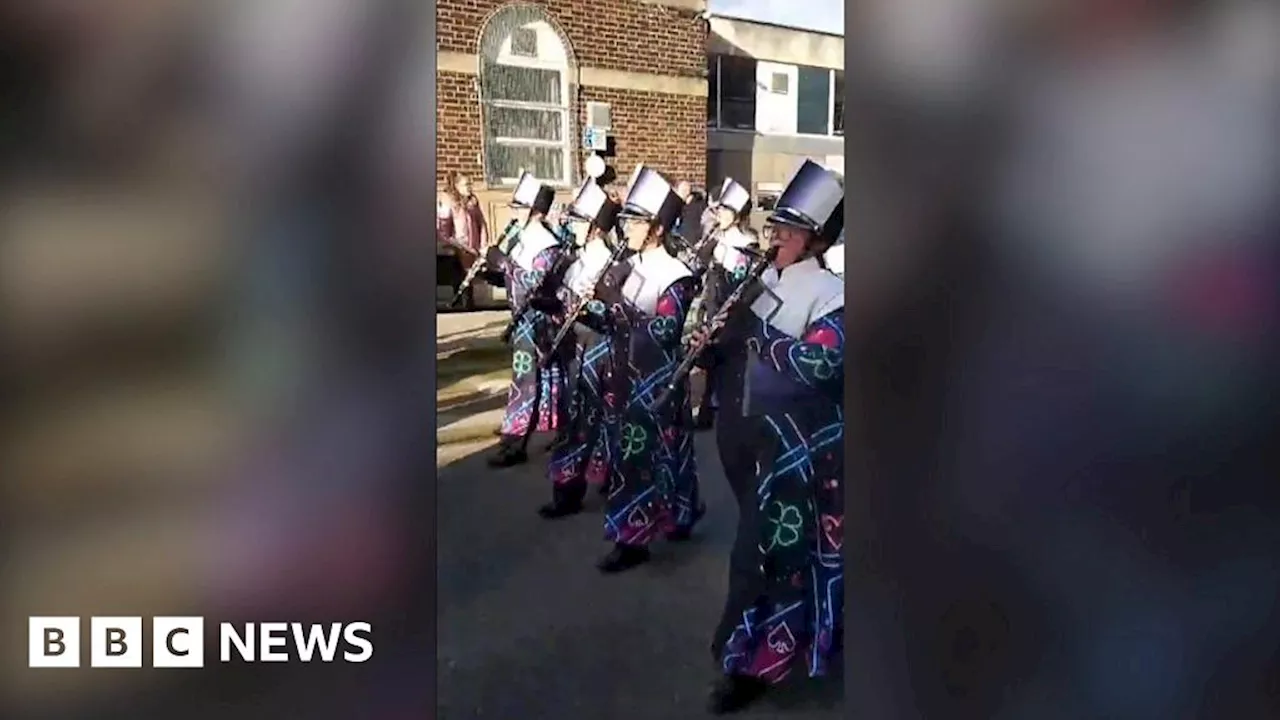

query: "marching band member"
xmin=689 ymin=178 xmax=758 ymax=430
xmin=542 ymin=200 xmax=581 ymax=452
xmin=592 ymin=166 xmax=705 ymax=573
xmin=693 ymin=160 xmax=845 ymax=713
xmin=538 ymin=180 xmax=629 ymax=518
xmin=487 ymin=172 xmax=569 ymax=468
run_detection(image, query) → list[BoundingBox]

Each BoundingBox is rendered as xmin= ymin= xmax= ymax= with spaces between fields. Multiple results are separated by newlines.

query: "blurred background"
xmin=1 ymin=1 xmax=435 ymax=717
xmin=843 ymin=0 xmax=1280 ymax=718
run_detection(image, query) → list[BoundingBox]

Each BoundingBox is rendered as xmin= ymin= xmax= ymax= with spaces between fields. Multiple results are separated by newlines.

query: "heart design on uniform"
xmin=821 ymin=514 xmax=843 ymax=551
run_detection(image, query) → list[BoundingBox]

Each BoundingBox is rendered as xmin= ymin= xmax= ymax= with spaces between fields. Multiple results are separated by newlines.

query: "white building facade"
xmin=705 ymin=15 xmax=844 ymax=210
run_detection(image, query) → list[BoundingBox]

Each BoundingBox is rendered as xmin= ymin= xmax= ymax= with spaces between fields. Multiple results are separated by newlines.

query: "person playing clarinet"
xmin=487 ymin=172 xmax=569 ymax=468
xmin=591 ymin=165 xmax=705 ymax=573
xmin=690 ymin=159 xmax=846 ymax=713
xmin=536 ymin=179 xmax=630 ymax=518
xmin=688 ymin=177 xmax=758 ymax=430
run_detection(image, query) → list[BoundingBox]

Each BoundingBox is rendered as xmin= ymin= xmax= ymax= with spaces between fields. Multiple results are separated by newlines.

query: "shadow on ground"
xmin=436 ymin=429 xmax=844 ymax=719
xmin=437 ymin=318 xmax=509 ymax=356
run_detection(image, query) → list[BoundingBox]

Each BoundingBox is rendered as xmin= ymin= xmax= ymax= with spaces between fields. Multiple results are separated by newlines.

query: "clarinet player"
xmin=537 ymin=179 xmax=629 ymax=518
xmin=592 ymin=165 xmax=705 ymax=573
xmin=691 ymin=160 xmax=846 ymax=713
xmin=488 ymin=172 xmax=569 ymax=468
xmin=689 ymin=177 xmax=757 ymax=430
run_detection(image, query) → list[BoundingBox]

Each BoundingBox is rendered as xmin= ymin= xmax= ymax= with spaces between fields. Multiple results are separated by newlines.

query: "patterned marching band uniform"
xmin=594 ymin=166 xmax=705 ymax=574
xmin=541 ymin=202 xmax=581 ymax=452
xmin=540 ymin=180 xmax=630 ymax=517
xmin=487 ymin=173 xmax=570 ymax=468
xmin=705 ymin=160 xmax=846 ymax=714
xmin=689 ymin=178 xmax=758 ymax=429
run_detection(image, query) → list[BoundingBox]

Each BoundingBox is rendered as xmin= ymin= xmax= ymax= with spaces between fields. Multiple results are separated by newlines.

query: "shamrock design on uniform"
xmin=620 ymin=422 xmax=648 ymax=460
xmin=512 ymin=350 xmax=534 ymax=375
xmin=764 ymin=501 xmax=804 ymax=551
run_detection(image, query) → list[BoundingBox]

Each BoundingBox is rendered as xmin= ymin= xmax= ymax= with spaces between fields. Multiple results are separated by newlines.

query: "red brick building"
xmin=437 ymin=0 xmax=708 ymax=206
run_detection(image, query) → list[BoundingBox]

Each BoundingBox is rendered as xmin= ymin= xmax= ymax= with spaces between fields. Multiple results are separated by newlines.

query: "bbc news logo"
xmin=29 ymin=617 xmax=373 ymax=668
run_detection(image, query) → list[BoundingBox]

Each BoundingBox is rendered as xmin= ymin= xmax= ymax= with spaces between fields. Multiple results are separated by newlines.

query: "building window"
xmin=796 ymin=65 xmax=830 ymax=135
xmin=832 ymin=69 xmax=844 ymax=136
xmin=478 ymin=6 xmax=575 ymax=186
xmin=716 ymin=54 xmax=757 ymax=131
xmin=510 ymin=27 xmax=537 ymax=58
xmin=769 ymin=72 xmax=789 ymax=95
xmin=706 ymin=56 xmax=720 ymax=127
xmin=708 ymin=54 xmax=845 ymax=136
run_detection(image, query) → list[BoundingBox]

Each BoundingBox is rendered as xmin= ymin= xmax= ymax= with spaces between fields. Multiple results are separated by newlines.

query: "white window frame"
xmin=482 ymin=38 xmax=574 ymax=188
xmin=708 ymin=54 xmax=844 ymax=140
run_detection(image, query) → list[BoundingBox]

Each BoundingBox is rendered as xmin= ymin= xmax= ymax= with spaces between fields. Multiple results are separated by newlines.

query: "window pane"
xmin=488 ymin=106 xmax=563 ymax=142
xmin=510 ymin=28 xmax=537 ymax=58
xmin=833 ymin=70 xmax=844 ymax=136
xmin=482 ymin=62 xmax=562 ymax=105
xmin=719 ymin=55 xmax=756 ymax=131
xmin=707 ymin=56 xmax=719 ymax=127
xmin=487 ymin=144 xmax=565 ymax=183
xmin=797 ymin=66 xmax=830 ymax=135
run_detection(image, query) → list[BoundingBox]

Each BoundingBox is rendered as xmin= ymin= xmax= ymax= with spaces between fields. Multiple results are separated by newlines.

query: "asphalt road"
xmin=437 ymin=428 xmax=844 ymax=719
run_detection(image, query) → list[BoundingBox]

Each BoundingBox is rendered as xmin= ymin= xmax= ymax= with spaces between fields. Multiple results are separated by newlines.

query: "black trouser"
xmin=698 ymin=361 xmax=719 ymax=415
xmin=711 ymin=415 xmax=763 ymax=657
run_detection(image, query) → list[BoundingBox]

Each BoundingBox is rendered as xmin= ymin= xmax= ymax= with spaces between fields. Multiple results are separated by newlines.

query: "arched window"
xmin=478 ymin=4 xmax=576 ymax=187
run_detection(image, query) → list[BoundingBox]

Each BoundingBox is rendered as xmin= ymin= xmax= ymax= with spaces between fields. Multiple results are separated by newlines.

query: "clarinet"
xmin=685 ymin=229 xmax=726 ymax=330
xmin=678 ymin=224 xmax=718 ymax=274
xmin=538 ymin=237 xmax=629 ymax=368
xmin=652 ymin=245 xmax=778 ymax=412
xmin=449 ymin=218 xmax=519 ymax=307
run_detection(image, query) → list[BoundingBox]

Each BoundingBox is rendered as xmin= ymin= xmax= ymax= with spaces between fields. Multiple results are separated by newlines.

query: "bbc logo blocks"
xmin=153 ymin=616 xmax=204 ymax=667
xmin=28 ymin=617 xmax=80 ymax=668
xmin=29 ymin=616 xmax=205 ymax=668
xmin=91 ymin=617 xmax=142 ymax=668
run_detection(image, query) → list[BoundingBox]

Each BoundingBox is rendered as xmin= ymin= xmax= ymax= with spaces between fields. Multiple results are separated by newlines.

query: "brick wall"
xmin=436 ymin=72 xmax=480 ymax=184
xmin=436 ymin=0 xmax=707 ymax=192
xmin=438 ymin=0 xmax=705 ymax=78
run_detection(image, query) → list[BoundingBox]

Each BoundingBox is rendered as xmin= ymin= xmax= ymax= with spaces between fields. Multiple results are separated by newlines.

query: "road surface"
xmin=437 ymin=428 xmax=844 ymax=719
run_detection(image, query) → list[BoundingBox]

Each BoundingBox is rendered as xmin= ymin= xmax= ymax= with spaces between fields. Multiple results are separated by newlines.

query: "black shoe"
xmin=707 ymin=675 xmax=768 ymax=715
xmin=537 ymin=499 xmax=583 ymax=519
xmin=487 ymin=446 xmax=528 ymax=468
xmin=694 ymin=408 xmax=716 ymax=431
xmin=596 ymin=544 xmax=650 ymax=574
xmin=666 ymin=504 xmax=707 ymax=542
xmin=545 ymin=433 xmax=569 ymax=452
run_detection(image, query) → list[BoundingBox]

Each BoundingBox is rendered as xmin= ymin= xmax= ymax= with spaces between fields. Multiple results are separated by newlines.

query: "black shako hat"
xmin=567 ymin=178 xmax=621 ymax=230
xmin=710 ymin=177 xmax=751 ymax=216
xmin=768 ymin=159 xmax=844 ymax=242
xmin=619 ymin=165 xmax=684 ymax=233
xmin=509 ymin=171 xmax=555 ymax=215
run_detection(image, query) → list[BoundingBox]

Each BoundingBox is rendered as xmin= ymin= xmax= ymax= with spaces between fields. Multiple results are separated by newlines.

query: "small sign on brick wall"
xmin=582 ymin=126 xmax=607 ymax=152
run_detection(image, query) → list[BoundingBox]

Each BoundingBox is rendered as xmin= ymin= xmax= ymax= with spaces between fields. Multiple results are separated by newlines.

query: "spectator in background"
xmin=437 ymin=172 xmax=489 ymax=309
xmin=674 ymin=180 xmax=708 ymax=250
